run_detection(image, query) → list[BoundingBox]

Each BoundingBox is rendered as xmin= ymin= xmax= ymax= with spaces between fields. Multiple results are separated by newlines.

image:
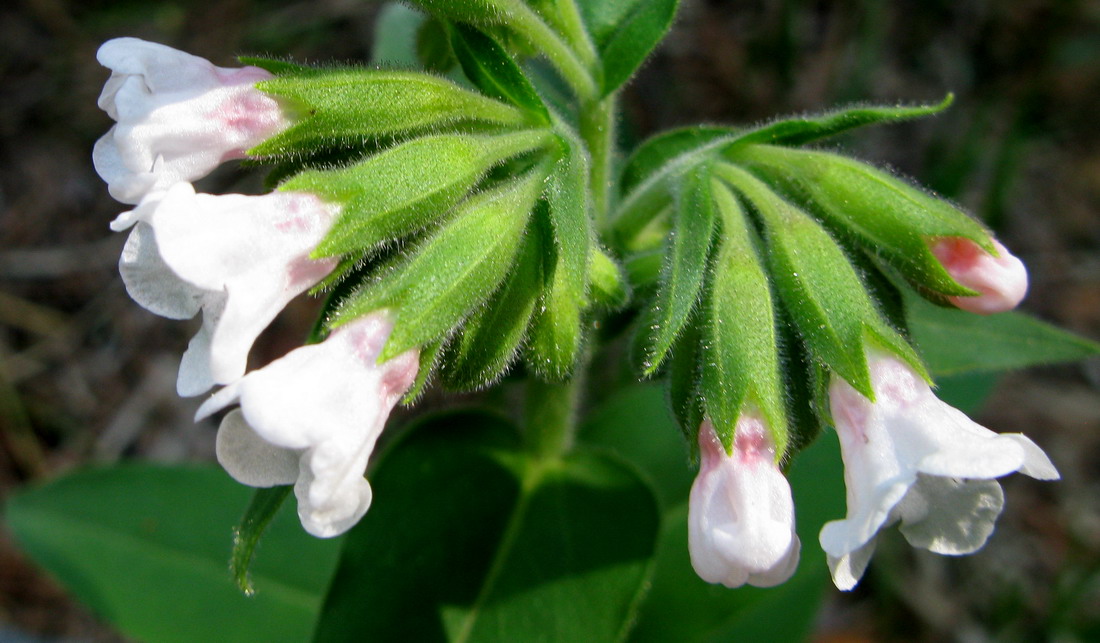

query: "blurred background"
xmin=1 ymin=0 xmax=1098 ymax=640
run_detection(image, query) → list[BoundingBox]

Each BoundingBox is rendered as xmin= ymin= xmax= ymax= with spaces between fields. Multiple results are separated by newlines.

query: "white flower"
xmin=930 ymin=237 xmax=1028 ymax=314
xmin=820 ymin=350 xmax=1059 ymax=590
xmin=117 ymin=182 xmax=339 ymax=396
xmin=196 ymin=313 xmax=420 ymax=538
xmin=94 ymin=37 xmax=290 ymax=204
xmin=688 ymin=414 xmax=800 ymax=588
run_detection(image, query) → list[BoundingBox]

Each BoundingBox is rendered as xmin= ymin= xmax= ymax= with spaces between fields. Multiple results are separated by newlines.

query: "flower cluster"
xmin=94 ymin=38 xmax=418 ymax=537
xmin=683 ymin=222 xmax=1057 ymax=589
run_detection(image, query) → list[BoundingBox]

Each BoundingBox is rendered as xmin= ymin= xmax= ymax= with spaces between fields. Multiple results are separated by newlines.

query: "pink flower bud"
xmin=930 ymin=237 xmax=1028 ymax=314
xmin=116 ymin=183 xmax=339 ymax=396
xmin=94 ymin=38 xmax=291 ymax=204
xmin=197 ymin=312 xmax=420 ymax=538
xmin=688 ymin=415 xmax=800 ymax=588
xmin=821 ymin=350 xmax=1059 ymax=590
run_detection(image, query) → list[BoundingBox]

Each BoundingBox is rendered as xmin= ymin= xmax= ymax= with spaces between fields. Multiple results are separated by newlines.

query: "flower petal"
xmin=827 ymin=539 xmax=877 ymax=592
xmin=896 ymin=475 xmax=1004 ymax=555
xmin=119 ymin=221 xmax=203 ymax=320
xmin=932 ymin=238 xmax=1028 ymax=314
xmin=216 ymin=410 xmax=299 ymax=487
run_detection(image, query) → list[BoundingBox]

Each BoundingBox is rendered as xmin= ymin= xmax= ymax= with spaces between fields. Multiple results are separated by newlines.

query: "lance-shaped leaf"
xmin=251 ymin=71 xmax=528 ymax=158
xmin=442 ymin=227 xmax=543 ymax=390
xmin=281 ymin=131 xmax=550 ymax=258
xmin=716 ymin=163 xmax=924 ymax=397
xmin=638 ymin=162 xmax=717 ymax=375
xmin=237 ymin=56 xmax=309 ymax=75
xmin=527 ymin=136 xmax=593 ymax=379
xmin=402 ymin=337 xmax=445 ymax=404
xmin=406 ymin=0 xmax=516 ymax=25
xmin=731 ymin=94 xmax=954 ymax=147
xmin=730 ymin=143 xmax=993 ymax=298
xmin=620 ymin=126 xmax=739 ymax=194
xmin=699 ymin=180 xmax=787 ymax=454
xmin=448 ymin=22 xmax=551 ymax=123
xmin=332 ymin=167 xmax=548 ymax=359
xmin=578 ymin=0 xmax=681 ymax=95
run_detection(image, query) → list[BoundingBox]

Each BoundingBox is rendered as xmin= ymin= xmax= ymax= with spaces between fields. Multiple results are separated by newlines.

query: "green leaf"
xmin=231 ymin=485 xmax=291 ymax=596
xmin=334 ymin=167 xmax=547 ymax=359
xmin=731 ymin=143 xmax=992 ymax=297
xmin=639 ymin=162 xmax=716 ymax=375
xmin=252 ymin=71 xmax=529 ymax=159
xmin=527 ymin=136 xmax=593 ymax=379
xmin=442 ymin=228 xmax=543 ymax=389
xmin=313 ymin=411 xmax=660 ymax=643
xmin=577 ymin=0 xmax=681 ymax=95
xmin=732 ymin=94 xmax=954 ymax=147
xmin=620 ymin=126 xmax=739 ymax=195
xmin=403 ymin=336 xmax=446 ymax=404
xmin=448 ymin=22 xmax=551 ymax=123
xmin=407 ymin=0 xmax=516 ymax=25
xmin=906 ymin=293 xmax=1100 ymax=376
xmin=5 ymin=465 xmax=341 ymax=643
xmin=417 ymin=16 xmax=459 ymax=72
xmin=717 ymin=163 xmax=925 ymax=396
xmin=700 ymin=180 xmax=787 ymax=453
xmin=283 ymin=130 xmax=550 ymax=258
xmin=664 ymin=320 xmax=705 ymax=451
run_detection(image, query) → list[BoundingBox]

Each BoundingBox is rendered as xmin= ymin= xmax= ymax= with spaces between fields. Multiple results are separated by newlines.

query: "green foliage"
xmin=332 ymin=167 xmax=549 ymax=359
xmin=4 ymin=465 xmax=340 ymax=643
xmin=252 ymin=71 xmax=527 ymax=158
xmin=441 ymin=229 xmax=544 ymax=389
xmin=448 ymin=22 xmax=551 ymax=123
xmin=637 ymin=162 xmax=716 ymax=375
xmin=587 ymin=246 xmax=630 ymax=309
xmin=716 ymin=163 xmax=926 ymax=398
xmin=282 ymin=130 xmax=551 ymax=258
xmin=313 ymin=411 xmax=660 ymax=642
xmin=231 ymin=486 xmax=291 ymax=596
xmin=576 ymin=0 xmax=681 ymax=95
xmin=526 ymin=135 xmax=593 ymax=379
xmin=732 ymin=94 xmax=954 ymax=146
xmin=906 ymin=293 xmax=1100 ymax=375
xmin=620 ymin=126 xmax=739 ymax=194
xmin=698 ymin=181 xmax=788 ymax=454
xmin=732 ymin=143 xmax=993 ymax=297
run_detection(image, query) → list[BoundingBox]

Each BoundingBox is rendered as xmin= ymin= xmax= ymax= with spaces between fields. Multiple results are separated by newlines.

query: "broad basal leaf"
xmin=313 ymin=410 xmax=660 ymax=643
xmin=5 ymin=465 xmax=340 ymax=643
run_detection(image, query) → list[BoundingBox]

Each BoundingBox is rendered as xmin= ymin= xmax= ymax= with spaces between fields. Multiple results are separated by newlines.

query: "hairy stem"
xmin=524 ymin=374 xmax=581 ymax=459
xmin=580 ymin=95 xmax=617 ymax=230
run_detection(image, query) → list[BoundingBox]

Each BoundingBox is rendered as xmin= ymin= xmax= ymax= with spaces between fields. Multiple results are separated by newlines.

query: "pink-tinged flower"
xmin=94 ymin=37 xmax=290 ymax=204
xmin=820 ymin=350 xmax=1059 ymax=590
xmin=931 ymin=237 xmax=1028 ymax=314
xmin=688 ymin=415 xmax=800 ymax=588
xmin=196 ymin=313 xmax=419 ymax=538
xmin=116 ymin=182 xmax=339 ymax=396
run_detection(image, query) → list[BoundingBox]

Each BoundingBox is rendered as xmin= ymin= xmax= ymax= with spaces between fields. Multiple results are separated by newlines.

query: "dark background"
xmin=1 ymin=0 xmax=1098 ymax=640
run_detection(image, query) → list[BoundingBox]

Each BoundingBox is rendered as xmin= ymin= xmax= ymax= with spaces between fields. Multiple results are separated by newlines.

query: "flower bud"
xmin=688 ymin=416 xmax=800 ymax=588
xmin=94 ymin=38 xmax=291 ymax=204
xmin=930 ymin=238 xmax=1028 ymax=314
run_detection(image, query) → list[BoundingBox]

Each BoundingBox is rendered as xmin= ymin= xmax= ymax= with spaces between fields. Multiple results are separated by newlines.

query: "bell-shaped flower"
xmin=94 ymin=37 xmax=291 ymax=204
xmin=820 ymin=349 xmax=1059 ymax=590
xmin=930 ymin=237 xmax=1028 ymax=314
xmin=117 ymin=182 xmax=339 ymax=396
xmin=688 ymin=414 xmax=801 ymax=588
xmin=196 ymin=312 xmax=420 ymax=538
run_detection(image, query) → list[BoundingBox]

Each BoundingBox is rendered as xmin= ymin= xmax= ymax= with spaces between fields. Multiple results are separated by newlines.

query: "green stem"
xmin=507 ymin=1 xmax=598 ymax=100
xmin=580 ymin=95 xmax=617 ymax=230
xmin=523 ymin=375 xmax=581 ymax=459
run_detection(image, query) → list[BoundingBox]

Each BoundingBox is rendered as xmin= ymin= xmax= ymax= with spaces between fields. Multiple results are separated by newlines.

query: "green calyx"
xmin=727 ymin=143 xmax=995 ymax=298
xmin=714 ymin=163 xmax=928 ymax=398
